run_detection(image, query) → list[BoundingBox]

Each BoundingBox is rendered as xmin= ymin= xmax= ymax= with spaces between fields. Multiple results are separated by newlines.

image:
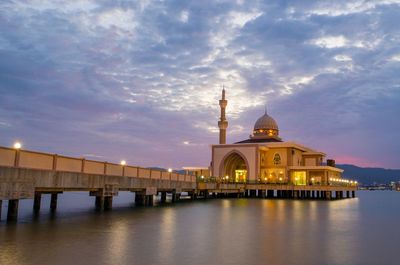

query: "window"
xmin=273 ymin=153 xmax=281 ymax=165
xmin=292 ymin=171 xmax=306 ymax=185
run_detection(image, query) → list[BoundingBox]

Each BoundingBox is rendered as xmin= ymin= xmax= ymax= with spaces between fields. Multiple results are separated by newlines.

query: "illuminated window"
xmin=292 ymin=171 xmax=306 ymax=185
xmin=235 ymin=170 xmax=247 ymax=182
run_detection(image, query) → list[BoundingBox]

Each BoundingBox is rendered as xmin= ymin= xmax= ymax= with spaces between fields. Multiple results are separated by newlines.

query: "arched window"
xmin=273 ymin=153 xmax=281 ymax=165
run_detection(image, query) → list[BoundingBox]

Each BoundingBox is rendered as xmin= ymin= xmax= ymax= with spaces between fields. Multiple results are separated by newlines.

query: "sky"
xmin=1 ymin=0 xmax=400 ymax=169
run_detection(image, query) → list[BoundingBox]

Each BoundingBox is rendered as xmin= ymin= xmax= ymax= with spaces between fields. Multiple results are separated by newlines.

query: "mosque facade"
xmin=209 ymin=89 xmax=343 ymax=185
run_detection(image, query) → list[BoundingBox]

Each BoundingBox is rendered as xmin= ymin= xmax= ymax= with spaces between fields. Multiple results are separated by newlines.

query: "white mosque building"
xmin=187 ymin=89 xmax=343 ymax=186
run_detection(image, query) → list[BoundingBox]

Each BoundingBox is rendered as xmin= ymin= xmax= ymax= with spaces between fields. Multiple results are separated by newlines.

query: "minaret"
xmin=218 ymin=87 xmax=228 ymax=144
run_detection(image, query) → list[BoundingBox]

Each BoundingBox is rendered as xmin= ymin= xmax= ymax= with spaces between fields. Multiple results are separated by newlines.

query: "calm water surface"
xmin=1 ymin=191 xmax=399 ymax=265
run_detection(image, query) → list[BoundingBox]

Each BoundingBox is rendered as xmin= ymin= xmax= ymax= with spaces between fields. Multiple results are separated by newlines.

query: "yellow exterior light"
xmin=225 ymin=175 xmax=229 ymax=179
xmin=168 ymin=168 xmax=172 ymax=173
xmin=13 ymin=142 xmax=22 ymax=149
xmin=279 ymin=177 xmax=282 ymax=181
xmin=201 ymin=175 xmax=204 ymax=179
xmin=311 ymin=177 xmax=315 ymax=181
xmin=120 ymin=160 xmax=127 ymax=166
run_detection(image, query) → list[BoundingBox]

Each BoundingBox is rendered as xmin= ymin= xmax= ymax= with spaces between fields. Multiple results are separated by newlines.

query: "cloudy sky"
xmin=1 ymin=0 xmax=400 ymax=169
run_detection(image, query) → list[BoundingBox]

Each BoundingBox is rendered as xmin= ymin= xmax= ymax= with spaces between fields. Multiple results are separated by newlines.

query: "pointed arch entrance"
xmin=219 ymin=150 xmax=249 ymax=182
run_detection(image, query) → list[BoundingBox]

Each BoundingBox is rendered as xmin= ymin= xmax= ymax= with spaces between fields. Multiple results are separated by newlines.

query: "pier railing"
xmin=197 ymin=176 xmax=358 ymax=187
xmin=0 ymin=146 xmax=195 ymax=182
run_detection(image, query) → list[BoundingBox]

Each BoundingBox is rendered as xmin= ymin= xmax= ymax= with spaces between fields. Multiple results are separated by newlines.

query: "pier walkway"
xmin=0 ymin=146 xmax=356 ymax=222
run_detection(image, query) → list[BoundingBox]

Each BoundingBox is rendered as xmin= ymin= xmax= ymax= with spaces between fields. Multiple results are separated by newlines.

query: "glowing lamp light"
xmin=279 ymin=177 xmax=282 ymax=181
xmin=311 ymin=177 xmax=315 ymax=181
xmin=168 ymin=168 xmax=172 ymax=173
xmin=13 ymin=142 xmax=22 ymax=149
xmin=225 ymin=175 xmax=229 ymax=179
xmin=264 ymin=177 xmax=267 ymax=181
xmin=120 ymin=160 xmax=126 ymax=166
xmin=201 ymin=175 xmax=204 ymax=179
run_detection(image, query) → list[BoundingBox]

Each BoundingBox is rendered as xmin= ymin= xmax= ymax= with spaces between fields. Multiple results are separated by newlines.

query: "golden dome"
xmin=252 ymin=111 xmax=280 ymax=139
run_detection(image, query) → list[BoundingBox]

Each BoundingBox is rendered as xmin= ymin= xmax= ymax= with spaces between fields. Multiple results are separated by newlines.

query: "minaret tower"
xmin=218 ymin=87 xmax=228 ymax=144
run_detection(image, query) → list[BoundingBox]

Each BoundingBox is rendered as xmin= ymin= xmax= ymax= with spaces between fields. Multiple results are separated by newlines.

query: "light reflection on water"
xmin=0 ymin=191 xmax=399 ymax=265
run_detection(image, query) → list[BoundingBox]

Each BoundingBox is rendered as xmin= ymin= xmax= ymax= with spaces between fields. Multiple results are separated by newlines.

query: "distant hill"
xmin=337 ymin=164 xmax=400 ymax=185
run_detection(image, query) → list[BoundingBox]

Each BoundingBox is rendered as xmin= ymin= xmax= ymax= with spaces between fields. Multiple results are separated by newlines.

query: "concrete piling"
xmin=135 ymin=194 xmax=145 ymax=206
xmin=0 ymin=200 xmax=2 ymax=220
xmin=33 ymin=192 xmax=41 ymax=211
xmin=161 ymin=191 xmax=167 ymax=203
xmin=50 ymin=193 xmax=58 ymax=211
xmin=104 ymin=196 xmax=113 ymax=210
xmin=7 ymin=199 xmax=19 ymax=222
xmin=95 ymin=196 xmax=104 ymax=210
xmin=146 ymin=195 xmax=154 ymax=206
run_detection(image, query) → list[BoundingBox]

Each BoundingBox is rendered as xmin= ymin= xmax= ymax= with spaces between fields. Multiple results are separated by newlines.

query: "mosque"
xmin=187 ymin=89 xmax=343 ymax=186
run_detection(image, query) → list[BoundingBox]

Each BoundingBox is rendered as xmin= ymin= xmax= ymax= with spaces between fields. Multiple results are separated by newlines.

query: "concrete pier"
xmin=147 ymin=195 xmax=154 ymax=206
xmin=95 ymin=196 xmax=104 ymax=211
xmin=104 ymin=196 xmax=113 ymax=210
xmin=0 ymin=200 xmax=2 ymax=220
xmin=135 ymin=194 xmax=146 ymax=206
xmin=7 ymin=199 xmax=19 ymax=222
xmin=50 ymin=193 xmax=58 ymax=211
xmin=33 ymin=192 xmax=41 ymax=211
xmin=160 ymin=191 xmax=167 ymax=203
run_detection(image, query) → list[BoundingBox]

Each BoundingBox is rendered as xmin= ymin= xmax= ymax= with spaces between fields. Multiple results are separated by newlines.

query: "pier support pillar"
xmin=33 ymin=192 xmax=42 ymax=212
xmin=258 ymin=190 xmax=266 ymax=198
xmin=204 ymin=190 xmax=209 ymax=199
xmin=346 ymin=191 xmax=350 ymax=198
xmin=104 ymin=196 xmax=113 ymax=210
xmin=171 ymin=191 xmax=177 ymax=203
xmin=352 ymin=191 xmax=355 ymax=198
xmin=250 ymin=190 xmax=256 ymax=198
xmin=135 ymin=194 xmax=145 ymax=206
xmin=161 ymin=192 xmax=167 ymax=203
xmin=50 ymin=193 xmax=58 ymax=211
xmin=311 ymin=191 xmax=315 ymax=199
xmin=267 ymin=190 xmax=274 ymax=198
xmin=95 ymin=196 xmax=104 ymax=210
xmin=0 ymin=200 xmax=2 ymax=220
xmin=7 ymin=199 xmax=19 ymax=222
xmin=146 ymin=195 xmax=154 ymax=206
xmin=326 ymin=191 xmax=332 ymax=200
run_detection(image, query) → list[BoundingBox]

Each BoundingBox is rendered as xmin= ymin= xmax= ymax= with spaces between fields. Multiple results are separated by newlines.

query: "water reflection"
xmin=1 ymin=192 xmax=399 ymax=265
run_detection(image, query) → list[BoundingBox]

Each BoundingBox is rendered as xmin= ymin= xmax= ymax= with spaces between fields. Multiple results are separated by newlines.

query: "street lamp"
xmin=13 ymin=142 xmax=22 ymax=149
xmin=120 ymin=160 xmax=127 ymax=166
xmin=168 ymin=168 xmax=172 ymax=173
